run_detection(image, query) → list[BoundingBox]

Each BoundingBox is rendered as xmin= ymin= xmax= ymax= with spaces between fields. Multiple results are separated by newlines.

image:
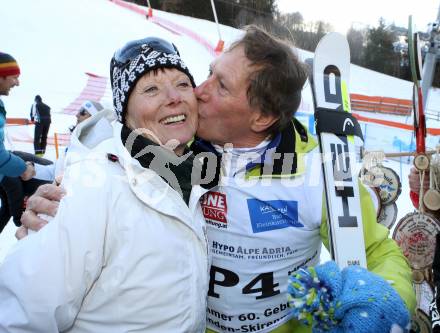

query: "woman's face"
xmin=125 ymin=68 xmax=198 ymax=155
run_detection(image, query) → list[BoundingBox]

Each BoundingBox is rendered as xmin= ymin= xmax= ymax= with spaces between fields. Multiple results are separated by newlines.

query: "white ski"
xmin=311 ymin=32 xmax=367 ymax=268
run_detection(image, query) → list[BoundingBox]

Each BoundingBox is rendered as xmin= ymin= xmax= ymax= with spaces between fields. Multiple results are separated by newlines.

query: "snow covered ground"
xmin=0 ymin=0 xmax=436 ymax=262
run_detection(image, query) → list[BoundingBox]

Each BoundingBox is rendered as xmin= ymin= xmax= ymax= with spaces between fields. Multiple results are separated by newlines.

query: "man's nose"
xmin=194 ymin=79 xmax=209 ymax=101
xmin=15 ymin=78 xmax=20 ymax=86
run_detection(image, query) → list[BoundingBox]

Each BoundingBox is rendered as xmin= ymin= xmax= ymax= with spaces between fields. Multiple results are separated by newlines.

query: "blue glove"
xmin=287 ymin=261 xmax=410 ymax=333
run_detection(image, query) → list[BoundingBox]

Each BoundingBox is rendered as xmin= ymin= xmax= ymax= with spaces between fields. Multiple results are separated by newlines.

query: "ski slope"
xmin=0 ymin=0 xmax=436 ymax=262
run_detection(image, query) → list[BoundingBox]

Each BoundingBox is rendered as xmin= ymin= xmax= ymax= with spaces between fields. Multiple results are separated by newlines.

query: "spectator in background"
xmin=30 ymin=94 xmax=51 ymax=156
xmin=69 ymin=100 xmax=104 ymax=133
xmin=0 ymin=100 xmax=104 ymax=233
xmin=41 ymin=99 xmax=104 ymax=181
xmin=0 ymin=51 xmax=35 ymax=230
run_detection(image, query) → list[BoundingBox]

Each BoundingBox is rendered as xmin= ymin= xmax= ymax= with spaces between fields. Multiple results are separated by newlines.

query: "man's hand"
xmin=17 ymin=183 xmax=65 ymax=240
xmin=20 ymin=162 xmax=35 ymax=181
xmin=408 ymin=166 xmax=430 ymax=193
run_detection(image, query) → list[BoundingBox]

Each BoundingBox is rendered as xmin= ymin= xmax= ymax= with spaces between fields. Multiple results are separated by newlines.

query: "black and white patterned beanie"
xmin=110 ymin=37 xmax=196 ymax=123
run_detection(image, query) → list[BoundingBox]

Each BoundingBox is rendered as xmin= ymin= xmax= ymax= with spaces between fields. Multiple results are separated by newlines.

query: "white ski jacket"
xmin=0 ymin=110 xmax=209 ymax=333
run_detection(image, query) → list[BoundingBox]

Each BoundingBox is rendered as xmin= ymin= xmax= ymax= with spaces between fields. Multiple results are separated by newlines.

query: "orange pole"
xmin=54 ymin=133 xmax=59 ymax=159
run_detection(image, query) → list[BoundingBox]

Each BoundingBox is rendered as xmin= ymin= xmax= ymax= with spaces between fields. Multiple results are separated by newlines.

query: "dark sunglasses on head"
xmin=77 ymin=109 xmax=89 ymax=116
xmin=112 ymin=37 xmax=180 ymax=68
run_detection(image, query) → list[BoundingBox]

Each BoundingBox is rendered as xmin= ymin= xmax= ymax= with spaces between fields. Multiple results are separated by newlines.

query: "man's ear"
xmin=250 ymin=111 xmax=278 ymax=133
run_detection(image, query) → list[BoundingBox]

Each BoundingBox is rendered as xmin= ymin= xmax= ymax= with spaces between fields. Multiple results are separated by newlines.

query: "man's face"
xmin=0 ymin=75 xmax=19 ymax=96
xmin=75 ymin=109 xmax=91 ymax=125
xmin=195 ymin=46 xmax=260 ymax=148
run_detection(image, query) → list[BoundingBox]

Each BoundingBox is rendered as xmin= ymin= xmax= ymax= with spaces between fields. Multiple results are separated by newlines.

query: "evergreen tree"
xmin=363 ymin=18 xmax=397 ymax=75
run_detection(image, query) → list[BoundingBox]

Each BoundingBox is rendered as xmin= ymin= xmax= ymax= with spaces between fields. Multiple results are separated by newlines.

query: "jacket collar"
xmin=120 ymin=124 xmax=203 ymax=205
xmin=111 ymin=125 xmax=208 ymax=241
xmin=191 ymin=118 xmax=317 ymax=179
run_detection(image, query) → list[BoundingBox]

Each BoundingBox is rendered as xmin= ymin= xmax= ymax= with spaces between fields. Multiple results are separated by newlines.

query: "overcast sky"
xmin=276 ymin=0 xmax=440 ymax=34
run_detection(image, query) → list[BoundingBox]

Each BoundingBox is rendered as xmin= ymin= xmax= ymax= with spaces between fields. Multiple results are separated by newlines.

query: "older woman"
xmin=0 ymin=37 xmax=208 ymax=332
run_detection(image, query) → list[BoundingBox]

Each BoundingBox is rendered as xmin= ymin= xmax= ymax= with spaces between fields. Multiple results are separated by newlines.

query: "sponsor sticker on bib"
xmin=247 ymin=199 xmax=303 ymax=233
xmin=201 ymin=191 xmax=228 ymax=229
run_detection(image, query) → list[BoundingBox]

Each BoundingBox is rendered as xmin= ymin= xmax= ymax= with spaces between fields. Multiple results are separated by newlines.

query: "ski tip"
xmin=314 ymin=32 xmax=350 ymax=63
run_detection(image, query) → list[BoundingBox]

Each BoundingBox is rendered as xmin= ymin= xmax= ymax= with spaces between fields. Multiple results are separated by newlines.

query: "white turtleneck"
xmin=213 ymin=138 xmax=272 ymax=178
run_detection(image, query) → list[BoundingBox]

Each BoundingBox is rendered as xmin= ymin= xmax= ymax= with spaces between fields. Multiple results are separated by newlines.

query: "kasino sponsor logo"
xmin=259 ymin=204 xmax=287 ymax=215
xmin=200 ymin=191 xmax=228 ymax=228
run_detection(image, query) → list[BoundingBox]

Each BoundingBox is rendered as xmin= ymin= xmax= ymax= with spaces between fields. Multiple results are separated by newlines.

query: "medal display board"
xmin=377 ymin=166 xmax=401 ymax=205
xmin=377 ymin=202 xmax=398 ymax=229
xmin=411 ymin=309 xmax=433 ymax=333
xmin=393 ymin=212 xmax=440 ymax=270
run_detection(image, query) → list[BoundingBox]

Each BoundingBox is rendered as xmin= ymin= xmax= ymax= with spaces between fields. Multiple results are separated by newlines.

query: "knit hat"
xmin=287 ymin=261 xmax=410 ymax=332
xmin=0 ymin=52 xmax=20 ymax=77
xmin=110 ymin=37 xmax=195 ymax=123
xmin=79 ymin=100 xmax=104 ymax=116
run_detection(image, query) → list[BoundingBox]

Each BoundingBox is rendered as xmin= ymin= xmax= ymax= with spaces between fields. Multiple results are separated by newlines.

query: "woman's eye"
xmin=207 ymin=69 xmax=213 ymax=78
xmin=144 ymin=86 xmax=158 ymax=94
xmin=178 ymin=81 xmax=190 ymax=88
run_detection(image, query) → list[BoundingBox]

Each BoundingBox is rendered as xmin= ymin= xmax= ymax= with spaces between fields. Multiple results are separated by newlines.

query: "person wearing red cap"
xmin=0 ymin=52 xmax=20 ymax=92
xmin=0 ymin=52 xmax=35 ymax=232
